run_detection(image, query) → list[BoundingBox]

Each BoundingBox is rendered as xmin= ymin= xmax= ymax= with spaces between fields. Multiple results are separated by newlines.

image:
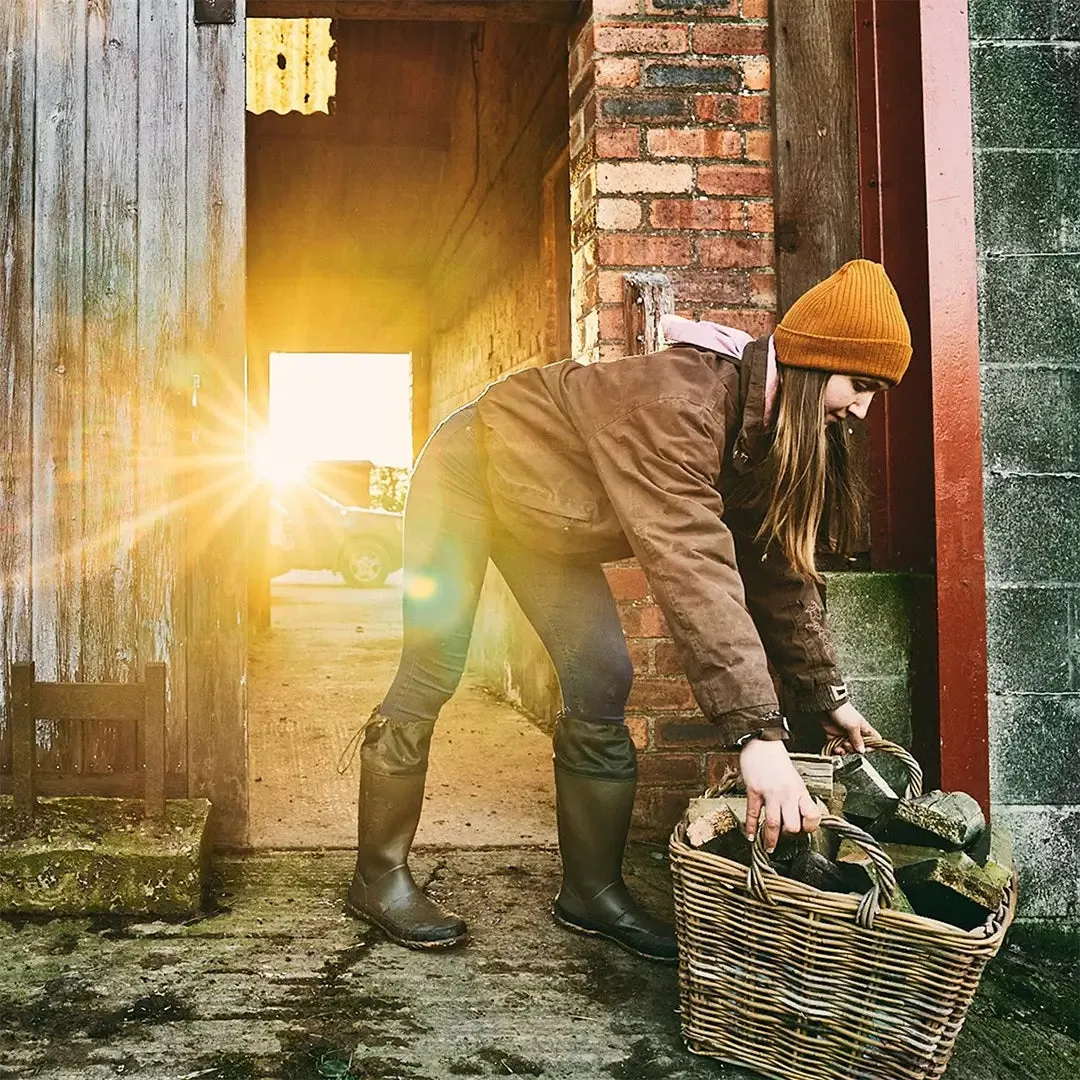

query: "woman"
xmin=345 ymin=259 xmax=911 ymax=963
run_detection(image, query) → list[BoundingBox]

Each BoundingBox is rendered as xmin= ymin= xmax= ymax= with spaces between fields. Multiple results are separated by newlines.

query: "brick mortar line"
xmin=970 ymin=39 xmax=1080 ymax=48
xmin=986 ymin=804 xmax=1080 ymax=812
xmin=986 ymin=582 xmax=1080 ymax=589
xmin=975 ymin=147 xmax=1080 ymax=153
xmin=979 ymin=361 xmax=1080 ymax=369
xmin=985 ymin=470 xmax=1080 ymax=478
xmin=989 ymin=691 xmax=1080 ymax=697
xmin=981 ymin=251 xmax=1080 ymax=258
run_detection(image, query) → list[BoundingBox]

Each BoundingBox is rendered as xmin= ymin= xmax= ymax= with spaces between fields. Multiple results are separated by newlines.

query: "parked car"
xmin=268 ymin=482 xmax=403 ymax=587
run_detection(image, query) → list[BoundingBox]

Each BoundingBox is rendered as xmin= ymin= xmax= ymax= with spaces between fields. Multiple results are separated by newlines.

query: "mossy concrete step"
xmin=0 ymin=796 xmax=211 ymax=917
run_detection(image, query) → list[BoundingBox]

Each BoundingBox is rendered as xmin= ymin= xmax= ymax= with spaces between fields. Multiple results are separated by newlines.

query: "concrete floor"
xmin=247 ymin=572 xmax=556 ymax=849
xmin=4 ymin=576 xmax=1074 ymax=1079
xmin=1 ymin=848 xmax=1076 ymax=1080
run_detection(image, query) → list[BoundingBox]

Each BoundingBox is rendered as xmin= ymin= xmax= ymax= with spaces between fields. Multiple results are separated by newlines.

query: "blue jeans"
xmin=380 ymin=406 xmax=633 ymax=726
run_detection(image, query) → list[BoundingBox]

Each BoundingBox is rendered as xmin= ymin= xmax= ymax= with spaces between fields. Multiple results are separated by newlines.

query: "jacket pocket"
xmin=486 ymin=465 xmax=622 ymax=556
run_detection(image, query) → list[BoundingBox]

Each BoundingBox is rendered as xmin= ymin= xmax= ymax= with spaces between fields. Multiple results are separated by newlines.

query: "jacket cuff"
xmin=711 ymin=703 xmax=789 ymax=749
xmin=791 ymin=678 xmax=849 ymax=714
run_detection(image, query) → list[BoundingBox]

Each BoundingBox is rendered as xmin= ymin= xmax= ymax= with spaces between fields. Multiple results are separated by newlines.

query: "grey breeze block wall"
xmin=970 ymin=0 xmax=1080 ymax=921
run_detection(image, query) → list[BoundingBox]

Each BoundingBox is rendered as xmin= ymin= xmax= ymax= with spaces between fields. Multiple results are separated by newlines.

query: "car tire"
xmin=341 ymin=542 xmax=389 ymax=588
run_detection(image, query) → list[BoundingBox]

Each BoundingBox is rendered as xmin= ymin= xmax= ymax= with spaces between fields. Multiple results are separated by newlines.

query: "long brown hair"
xmin=757 ymin=366 xmax=871 ymax=580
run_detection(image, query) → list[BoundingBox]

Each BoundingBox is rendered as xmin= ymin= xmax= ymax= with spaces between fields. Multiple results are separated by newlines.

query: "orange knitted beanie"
xmin=773 ymin=259 xmax=912 ymax=385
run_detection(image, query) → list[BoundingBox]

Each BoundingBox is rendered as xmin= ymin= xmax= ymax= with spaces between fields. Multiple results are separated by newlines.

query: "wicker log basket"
xmin=668 ymin=740 xmax=1017 ymax=1080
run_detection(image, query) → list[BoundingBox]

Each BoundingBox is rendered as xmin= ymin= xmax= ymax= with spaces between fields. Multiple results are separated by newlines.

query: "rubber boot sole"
xmin=551 ymin=905 xmax=678 ymax=965
xmin=345 ymin=898 xmax=469 ymax=950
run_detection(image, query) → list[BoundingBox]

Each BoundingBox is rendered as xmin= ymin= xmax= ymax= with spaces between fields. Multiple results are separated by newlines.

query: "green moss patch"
xmin=0 ymin=796 xmax=211 ymax=916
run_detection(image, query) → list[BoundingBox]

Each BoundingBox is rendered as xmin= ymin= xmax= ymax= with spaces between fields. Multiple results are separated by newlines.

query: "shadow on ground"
xmin=1 ymin=848 xmax=1076 ymax=1079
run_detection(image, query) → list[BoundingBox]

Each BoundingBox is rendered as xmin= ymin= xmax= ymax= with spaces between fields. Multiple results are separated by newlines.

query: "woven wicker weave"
xmin=669 ymin=742 xmax=1016 ymax=1080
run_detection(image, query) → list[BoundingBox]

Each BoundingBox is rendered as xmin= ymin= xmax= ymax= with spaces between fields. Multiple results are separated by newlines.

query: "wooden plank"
xmin=82 ymin=0 xmax=140 ymax=778
xmin=186 ymin=3 xmax=250 ymax=846
xmin=31 ymin=682 xmax=146 ymax=723
xmin=771 ymin=0 xmax=860 ymax=314
xmin=623 ymin=272 xmax=673 ymax=356
xmin=541 ymin=146 xmax=572 ymax=364
xmin=10 ymin=663 xmax=35 ymax=824
xmin=920 ymin=0 xmax=989 ymax=811
xmin=0 ymin=771 xmax=187 ymax=798
xmin=248 ymin=1 xmax=579 ymax=22
xmin=0 ymin=0 xmax=36 ymax=782
xmin=772 ymin=0 xmax=872 ymax=561
xmin=32 ymin=0 xmax=87 ymax=776
xmin=138 ymin=0 xmax=191 ymax=787
xmin=143 ymin=663 xmax=167 ymax=818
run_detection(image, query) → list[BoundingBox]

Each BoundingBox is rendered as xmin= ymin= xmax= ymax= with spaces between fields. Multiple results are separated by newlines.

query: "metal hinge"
xmin=194 ymin=0 xmax=236 ymax=25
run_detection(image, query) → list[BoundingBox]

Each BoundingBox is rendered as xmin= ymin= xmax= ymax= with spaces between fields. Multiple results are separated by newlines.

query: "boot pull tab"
xmin=336 ymin=707 xmax=384 ymax=775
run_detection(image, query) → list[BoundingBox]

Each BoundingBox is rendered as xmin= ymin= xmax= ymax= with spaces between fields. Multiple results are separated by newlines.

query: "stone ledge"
xmin=0 ymin=796 xmax=211 ymax=917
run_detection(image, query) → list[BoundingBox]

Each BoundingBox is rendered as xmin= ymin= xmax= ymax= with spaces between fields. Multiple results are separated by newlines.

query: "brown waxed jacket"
xmin=473 ymin=338 xmax=849 ymax=746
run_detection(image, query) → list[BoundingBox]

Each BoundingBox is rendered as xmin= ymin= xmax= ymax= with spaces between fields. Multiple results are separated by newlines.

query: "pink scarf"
xmin=660 ymin=314 xmax=779 ymax=427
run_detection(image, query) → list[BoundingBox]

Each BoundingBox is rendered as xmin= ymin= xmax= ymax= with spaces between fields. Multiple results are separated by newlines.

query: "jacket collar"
xmin=729 ymin=336 xmax=772 ymax=473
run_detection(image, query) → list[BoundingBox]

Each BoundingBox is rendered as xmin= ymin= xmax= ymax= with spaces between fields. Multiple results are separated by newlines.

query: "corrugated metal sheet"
xmin=247 ymin=19 xmax=336 ymax=115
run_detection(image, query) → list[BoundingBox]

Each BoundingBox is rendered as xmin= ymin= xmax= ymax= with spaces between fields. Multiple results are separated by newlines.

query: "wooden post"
xmin=11 ymin=663 xmax=35 ymax=826
xmin=622 ymin=272 xmax=674 ymax=357
xmin=143 ymin=663 xmax=167 ymax=820
xmin=771 ymin=0 xmax=861 ymax=314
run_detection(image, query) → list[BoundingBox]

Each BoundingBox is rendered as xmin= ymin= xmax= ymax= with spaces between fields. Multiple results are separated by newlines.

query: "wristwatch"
xmin=730 ymin=711 xmax=791 ymax=749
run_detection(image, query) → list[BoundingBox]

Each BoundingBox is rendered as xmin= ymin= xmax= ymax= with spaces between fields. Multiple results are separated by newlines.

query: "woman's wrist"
xmin=729 ymin=710 xmax=790 ymax=749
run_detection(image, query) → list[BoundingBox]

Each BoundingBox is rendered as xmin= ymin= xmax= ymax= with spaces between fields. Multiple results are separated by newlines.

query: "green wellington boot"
xmin=551 ymin=716 xmax=678 ymax=964
xmin=345 ymin=716 xmax=468 ymax=949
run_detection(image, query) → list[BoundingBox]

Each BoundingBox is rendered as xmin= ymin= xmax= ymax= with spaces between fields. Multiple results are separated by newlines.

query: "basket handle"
xmin=749 ymin=814 xmax=897 ymax=930
xmin=823 ymin=735 xmax=924 ymax=799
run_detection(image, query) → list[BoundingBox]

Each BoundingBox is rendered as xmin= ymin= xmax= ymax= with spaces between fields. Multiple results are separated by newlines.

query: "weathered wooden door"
xmin=0 ymin=0 xmax=249 ymax=844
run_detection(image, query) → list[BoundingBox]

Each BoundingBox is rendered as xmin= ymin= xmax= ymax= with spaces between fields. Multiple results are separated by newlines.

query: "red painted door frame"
xmin=855 ymin=0 xmax=990 ymax=809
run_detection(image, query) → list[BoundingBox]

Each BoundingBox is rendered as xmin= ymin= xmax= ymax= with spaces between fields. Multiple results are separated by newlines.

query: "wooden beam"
xmin=247 ymin=1 xmax=580 ymax=22
xmin=10 ymin=663 xmax=35 ymax=826
xmin=855 ymin=0 xmax=989 ymax=812
xmin=143 ymin=663 xmax=167 ymax=819
xmin=771 ymin=0 xmax=860 ymax=314
xmin=623 ymin=272 xmax=673 ymax=356
xmin=0 ymin=0 xmax=36 ymax=784
xmin=919 ymin=0 xmax=989 ymax=812
xmin=186 ymin=3 xmax=250 ymax=847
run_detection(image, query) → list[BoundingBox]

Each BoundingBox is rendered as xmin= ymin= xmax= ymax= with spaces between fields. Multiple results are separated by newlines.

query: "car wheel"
xmin=341 ymin=543 xmax=389 ymax=588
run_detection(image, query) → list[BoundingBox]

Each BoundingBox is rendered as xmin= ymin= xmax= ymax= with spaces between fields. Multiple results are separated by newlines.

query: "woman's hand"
xmin=739 ymin=739 xmax=821 ymax=852
xmin=821 ymin=701 xmax=880 ymax=754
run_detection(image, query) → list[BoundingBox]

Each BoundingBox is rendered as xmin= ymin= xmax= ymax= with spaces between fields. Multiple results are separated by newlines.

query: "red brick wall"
xmin=569 ymin=0 xmax=776 ymax=836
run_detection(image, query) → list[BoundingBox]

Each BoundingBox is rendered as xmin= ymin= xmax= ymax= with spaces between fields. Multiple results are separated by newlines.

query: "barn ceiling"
xmin=247 ymin=19 xmax=478 ymax=283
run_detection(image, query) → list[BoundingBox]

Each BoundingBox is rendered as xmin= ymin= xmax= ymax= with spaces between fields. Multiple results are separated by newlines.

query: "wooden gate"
xmin=0 ymin=1 xmax=249 ymax=844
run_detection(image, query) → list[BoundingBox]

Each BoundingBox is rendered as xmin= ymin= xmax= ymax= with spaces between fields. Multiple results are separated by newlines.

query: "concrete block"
xmin=896 ymin=851 xmax=1007 ymax=931
xmin=971 ymin=44 xmax=1080 ymax=149
xmin=986 ymin=587 xmax=1073 ymax=694
xmin=993 ymin=805 xmax=1080 ymax=919
xmin=0 ymin=797 xmax=211 ymax=917
xmin=878 ymin=791 xmax=987 ymax=851
xmin=969 ymin=0 xmax=1077 ymax=40
xmin=978 ymin=255 xmax=1080 ymax=367
xmin=820 ymin=572 xmax=912 ymax=677
xmin=844 ymin=678 xmax=913 ymax=756
xmin=974 ymin=149 xmax=1080 ymax=254
xmin=980 ymin=367 xmax=1080 ymax=475
xmin=984 ymin=475 xmax=1080 ymax=584
xmin=989 ymin=693 xmax=1080 ymax=805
